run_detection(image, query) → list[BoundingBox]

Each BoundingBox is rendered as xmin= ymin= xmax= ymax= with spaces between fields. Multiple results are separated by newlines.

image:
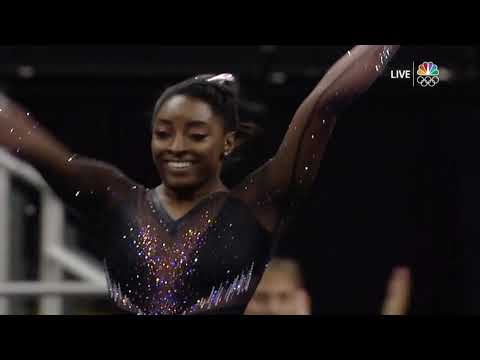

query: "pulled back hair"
xmin=152 ymin=74 xmax=240 ymax=133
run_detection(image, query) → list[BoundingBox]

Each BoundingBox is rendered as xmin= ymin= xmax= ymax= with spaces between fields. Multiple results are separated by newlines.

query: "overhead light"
xmin=438 ymin=66 xmax=454 ymax=82
xmin=269 ymin=72 xmax=287 ymax=85
xmin=17 ymin=65 xmax=35 ymax=79
xmin=260 ymin=45 xmax=277 ymax=53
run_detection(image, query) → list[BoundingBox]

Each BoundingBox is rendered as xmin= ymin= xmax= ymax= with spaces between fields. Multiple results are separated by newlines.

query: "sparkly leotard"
xmin=1 ymin=45 xmax=399 ymax=315
xmin=102 ymin=187 xmax=272 ymax=315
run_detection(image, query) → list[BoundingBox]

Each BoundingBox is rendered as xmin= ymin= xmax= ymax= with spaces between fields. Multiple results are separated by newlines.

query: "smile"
xmin=166 ymin=161 xmax=194 ymax=169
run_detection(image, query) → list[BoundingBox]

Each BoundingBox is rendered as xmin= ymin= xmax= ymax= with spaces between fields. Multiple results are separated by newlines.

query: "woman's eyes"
xmin=155 ymin=131 xmax=170 ymax=139
xmin=190 ymin=134 xmax=208 ymax=141
xmin=154 ymin=131 xmax=207 ymax=141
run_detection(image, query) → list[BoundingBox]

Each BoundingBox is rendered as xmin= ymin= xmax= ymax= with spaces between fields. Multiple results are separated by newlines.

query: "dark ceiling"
xmin=0 ymin=45 xmax=477 ymax=80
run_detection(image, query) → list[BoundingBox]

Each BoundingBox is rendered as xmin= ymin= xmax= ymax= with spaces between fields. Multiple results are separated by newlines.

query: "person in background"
xmin=245 ymin=257 xmax=311 ymax=315
xmin=246 ymin=257 xmax=410 ymax=315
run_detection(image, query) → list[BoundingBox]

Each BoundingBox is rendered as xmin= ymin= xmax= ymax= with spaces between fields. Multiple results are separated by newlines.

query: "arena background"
xmin=0 ymin=45 xmax=478 ymax=315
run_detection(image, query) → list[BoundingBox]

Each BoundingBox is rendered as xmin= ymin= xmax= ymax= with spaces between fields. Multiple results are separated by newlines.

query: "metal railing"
xmin=0 ymin=148 xmax=107 ymax=315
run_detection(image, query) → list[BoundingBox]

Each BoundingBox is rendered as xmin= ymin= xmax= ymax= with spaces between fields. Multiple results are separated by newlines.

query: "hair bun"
xmin=192 ymin=73 xmax=239 ymax=97
xmin=206 ymin=73 xmax=236 ymax=84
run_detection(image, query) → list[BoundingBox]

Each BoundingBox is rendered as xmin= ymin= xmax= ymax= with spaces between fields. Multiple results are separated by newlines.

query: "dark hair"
xmin=152 ymin=74 xmax=240 ymax=133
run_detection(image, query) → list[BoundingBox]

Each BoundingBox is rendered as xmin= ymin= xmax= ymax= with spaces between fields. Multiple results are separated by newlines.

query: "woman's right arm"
xmin=0 ymin=94 xmax=137 ymax=218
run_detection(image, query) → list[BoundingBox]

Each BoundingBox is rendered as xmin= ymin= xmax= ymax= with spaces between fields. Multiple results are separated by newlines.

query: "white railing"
xmin=0 ymin=148 xmax=108 ymax=315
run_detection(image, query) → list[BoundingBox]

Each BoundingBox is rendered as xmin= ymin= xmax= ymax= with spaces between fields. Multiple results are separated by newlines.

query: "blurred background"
xmin=0 ymin=45 xmax=479 ymax=315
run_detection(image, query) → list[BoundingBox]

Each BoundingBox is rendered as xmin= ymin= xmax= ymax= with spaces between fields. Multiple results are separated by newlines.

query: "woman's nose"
xmin=169 ymin=134 xmax=187 ymax=153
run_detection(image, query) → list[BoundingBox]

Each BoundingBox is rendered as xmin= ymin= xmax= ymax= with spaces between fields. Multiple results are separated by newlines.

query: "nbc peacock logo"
xmin=416 ymin=62 xmax=440 ymax=87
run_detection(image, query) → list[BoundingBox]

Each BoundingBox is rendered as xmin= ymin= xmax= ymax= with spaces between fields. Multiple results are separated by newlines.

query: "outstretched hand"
xmin=0 ymin=93 xmax=71 ymax=168
xmin=0 ymin=94 xmax=40 ymax=154
xmin=381 ymin=266 xmax=411 ymax=315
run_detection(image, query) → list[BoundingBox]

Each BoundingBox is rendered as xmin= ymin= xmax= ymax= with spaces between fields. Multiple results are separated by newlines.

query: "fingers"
xmin=381 ymin=266 xmax=411 ymax=315
xmin=294 ymin=289 xmax=311 ymax=315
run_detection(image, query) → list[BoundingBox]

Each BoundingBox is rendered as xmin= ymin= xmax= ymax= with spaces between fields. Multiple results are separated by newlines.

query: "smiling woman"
xmin=0 ymin=46 xmax=399 ymax=314
xmin=152 ymin=94 xmax=235 ymax=198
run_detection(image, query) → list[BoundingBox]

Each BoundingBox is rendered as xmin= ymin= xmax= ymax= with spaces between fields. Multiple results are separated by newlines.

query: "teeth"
xmin=168 ymin=162 xmax=193 ymax=169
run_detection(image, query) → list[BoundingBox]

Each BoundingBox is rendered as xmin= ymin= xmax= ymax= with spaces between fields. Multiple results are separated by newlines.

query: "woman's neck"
xmin=158 ymin=178 xmax=228 ymax=205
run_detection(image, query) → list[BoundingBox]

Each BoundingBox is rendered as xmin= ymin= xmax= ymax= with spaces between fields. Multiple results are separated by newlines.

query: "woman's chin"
xmin=163 ymin=177 xmax=201 ymax=192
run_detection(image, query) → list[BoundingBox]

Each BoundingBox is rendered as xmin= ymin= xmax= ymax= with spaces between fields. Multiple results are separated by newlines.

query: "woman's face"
xmin=151 ymin=95 xmax=235 ymax=191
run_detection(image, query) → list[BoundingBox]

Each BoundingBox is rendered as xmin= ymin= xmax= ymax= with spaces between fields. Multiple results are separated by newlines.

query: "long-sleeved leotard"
xmin=0 ymin=45 xmax=399 ymax=314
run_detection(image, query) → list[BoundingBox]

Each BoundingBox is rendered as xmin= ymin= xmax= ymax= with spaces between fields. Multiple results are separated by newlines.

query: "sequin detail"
xmin=183 ymin=262 xmax=255 ymax=314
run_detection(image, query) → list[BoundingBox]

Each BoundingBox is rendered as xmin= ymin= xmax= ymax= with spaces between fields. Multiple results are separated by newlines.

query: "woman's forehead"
xmin=156 ymin=95 xmax=215 ymax=123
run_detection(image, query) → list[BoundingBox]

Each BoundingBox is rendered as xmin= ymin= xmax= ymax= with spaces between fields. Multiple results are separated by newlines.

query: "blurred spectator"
xmin=245 ymin=257 xmax=411 ymax=315
xmin=245 ymin=257 xmax=311 ymax=315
